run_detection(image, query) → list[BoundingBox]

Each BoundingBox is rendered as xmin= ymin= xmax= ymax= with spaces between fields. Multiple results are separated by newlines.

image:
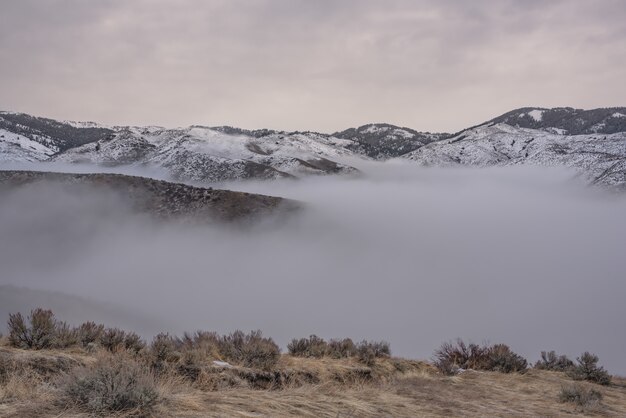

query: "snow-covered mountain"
xmin=0 ymin=112 xmax=361 ymax=182
xmin=1 ymin=108 xmax=625 ymax=188
xmin=482 ymin=107 xmax=626 ymax=135
xmin=333 ymin=123 xmax=447 ymax=159
xmin=53 ymin=125 xmax=363 ymax=182
xmin=0 ymin=111 xmax=113 ymax=159
xmin=403 ymin=120 xmax=626 ymax=189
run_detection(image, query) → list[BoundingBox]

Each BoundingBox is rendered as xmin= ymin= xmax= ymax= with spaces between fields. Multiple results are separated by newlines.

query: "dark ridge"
xmin=334 ymin=123 xmax=448 ymax=159
xmin=0 ymin=112 xmax=114 ymax=152
xmin=0 ymin=170 xmax=299 ymax=222
xmin=485 ymin=107 xmax=626 ymax=135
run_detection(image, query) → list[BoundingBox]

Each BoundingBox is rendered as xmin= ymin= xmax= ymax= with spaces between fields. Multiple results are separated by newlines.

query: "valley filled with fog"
xmin=1 ymin=161 xmax=625 ymax=374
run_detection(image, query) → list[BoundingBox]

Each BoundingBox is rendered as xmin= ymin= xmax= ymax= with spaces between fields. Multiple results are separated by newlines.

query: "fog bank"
xmin=1 ymin=163 xmax=625 ymax=374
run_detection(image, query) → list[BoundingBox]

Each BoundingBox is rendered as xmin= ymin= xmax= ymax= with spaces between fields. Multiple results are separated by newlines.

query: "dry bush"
xmin=7 ymin=310 xmax=111 ymax=351
xmin=287 ymin=336 xmax=379 ymax=362
xmin=434 ymin=339 xmax=527 ymax=375
xmin=288 ymin=335 xmax=329 ymax=358
xmin=58 ymin=354 xmax=160 ymax=416
xmin=177 ymin=348 xmax=207 ymax=382
xmin=97 ymin=328 xmax=146 ymax=354
xmin=559 ymin=383 xmax=604 ymax=412
xmin=434 ymin=339 xmax=489 ymax=374
xmin=218 ymin=330 xmax=280 ymax=371
xmin=99 ymin=328 xmax=127 ymax=352
xmin=356 ymin=340 xmax=391 ymax=366
xmin=8 ymin=309 xmax=57 ymax=350
xmin=182 ymin=331 xmax=220 ymax=356
xmin=328 ymin=338 xmax=357 ymax=359
xmin=487 ymin=344 xmax=528 ymax=373
xmin=568 ymin=352 xmax=611 ymax=386
xmin=534 ymin=350 xmax=574 ymax=372
xmin=77 ymin=321 xmax=105 ymax=348
xmin=53 ymin=321 xmax=79 ymax=348
xmin=124 ymin=331 xmax=147 ymax=354
xmin=149 ymin=333 xmax=180 ymax=374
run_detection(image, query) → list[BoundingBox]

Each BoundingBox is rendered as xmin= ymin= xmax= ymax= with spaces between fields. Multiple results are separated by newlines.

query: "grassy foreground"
xmin=1 ymin=310 xmax=625 ymax=417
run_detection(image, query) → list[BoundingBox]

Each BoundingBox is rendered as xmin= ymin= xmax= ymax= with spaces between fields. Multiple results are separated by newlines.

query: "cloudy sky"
xmin=1 ymin=0 xmax=625 ymax=132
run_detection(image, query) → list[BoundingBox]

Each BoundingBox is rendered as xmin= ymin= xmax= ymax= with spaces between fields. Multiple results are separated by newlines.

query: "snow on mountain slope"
xmin=334 ymin=123 xmax=446 ymax=159
xmin=402 ymin=123 xmax=626 ymax=189
xmin=53 ymin=126 xmax=360 ymax=182
xmin=1 ymin=109 xmax=625 ymax=188
xmin=486 ymin=107 xmax=626 ymax=135
xmin=0 ymin=112 xmax=114 ymax=152
xmin=0 ymin=128 xmax=57 ymax=162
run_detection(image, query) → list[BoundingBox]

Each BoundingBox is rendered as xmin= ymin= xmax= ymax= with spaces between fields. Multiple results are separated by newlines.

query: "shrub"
xmin=486 ymin=344 xmax=527 ymax=373
xmin=534 ymin=350 xmax=574 ymax=372
xmin=149 ymin=333 xmax=179 ymax=374
xmin=99 ymin=328 xmax=126 ymax=352
xmin=59 ymin=354 xmax=159 ymax=416
xmin=123 ymin=332 xmax=146 ymax=354
xmin=52 ymin=321 xmax=79 ymax=349
xmin=327 ymin=338 xmax=357 ymax=359
xmin=287 ymin=336 xmax=387 ymax=363
xmin=433 ymin=339 xmax=489 ymax=374
xmin=287 ymin=335 xmax=329 ymax=358
xmin=177 ymin=349 xmax=206 ymax=381
xmin=7 ymin=310 xmax=106 ymax=351
xmin=8 ymin=309 xmax=57 ymax=350
xmin=356 ymin=340 xmax=391 ymax=366
xmin=218 ymin=330 xmax=280 ymax=370
xmin=433 ymin=339 xmax=527 ymax=375
xmin=183 ymin=331 xmax=220 ymax=356
xmin=76 ymin=322 xmax=105 ymax=348
xmin=559 ymin=383 xmax=603 ymax=411
xmin=568 ymin=352 xmax=611 ymax=385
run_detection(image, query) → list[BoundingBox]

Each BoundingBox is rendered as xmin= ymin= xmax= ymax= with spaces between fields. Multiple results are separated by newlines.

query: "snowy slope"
xmin=1 ymin=109 xmax=625 ymax=188
xmin=334 ymin=123 xmax=446 ymax=159
xmin=53 ymin=126 xmax=360 ymax=182
xmin=402 ymin=123 xmax=626 ymax=188
xmin=0 ymin=112 xmax=113 ymax=154
xmin=0 ymin=128 xmax=57 ymax=162
xmin=486 ymin=107 xmax=626 ymax=135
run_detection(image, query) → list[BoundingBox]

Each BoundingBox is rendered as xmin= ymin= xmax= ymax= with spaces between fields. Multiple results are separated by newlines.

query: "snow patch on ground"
xmin=0 ymin=129 xmax=53 ymax=154
xmin=546 ymin=127 xmax=567 ymax=135
xmin=363 ymin=125 xmax=387 ymax=134
xmin=392 ymin=129 xmax=414 ymax=139
xmin=528 ymin=109 xmax=544 ymax=122
xmin=63 ymin=120 xmax=108 ymax=129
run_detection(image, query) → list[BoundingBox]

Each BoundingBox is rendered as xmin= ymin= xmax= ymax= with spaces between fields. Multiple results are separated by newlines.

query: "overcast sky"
xmin=1 ymin=0 xmax=625 ymax=132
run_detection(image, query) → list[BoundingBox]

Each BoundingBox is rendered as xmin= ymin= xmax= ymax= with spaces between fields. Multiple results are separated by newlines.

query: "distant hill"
xmin=0 ymin=170 xmax=297 ymax=221
xmin=485 ymin=107 xmax=626 ymax=135
xmin=1 ymin=108 xmax=625 ymax=188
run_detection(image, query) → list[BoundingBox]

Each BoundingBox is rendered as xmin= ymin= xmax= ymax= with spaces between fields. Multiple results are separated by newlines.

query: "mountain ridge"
xmin=1 ymin=107 xmax=625 ymax=188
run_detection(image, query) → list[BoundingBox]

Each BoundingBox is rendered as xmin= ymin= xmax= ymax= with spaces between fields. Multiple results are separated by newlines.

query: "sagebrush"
xmin=434 ymin=339 xmax=527 ymax=375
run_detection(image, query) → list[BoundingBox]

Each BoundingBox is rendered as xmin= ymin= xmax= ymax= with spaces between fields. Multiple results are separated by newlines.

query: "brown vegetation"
xmin=1 ymin=309 xmax=625 ymax=417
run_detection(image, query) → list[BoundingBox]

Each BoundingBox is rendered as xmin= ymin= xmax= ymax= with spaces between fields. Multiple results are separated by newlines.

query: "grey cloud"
xmin=0 ymin=0 xmax=625 ymax=132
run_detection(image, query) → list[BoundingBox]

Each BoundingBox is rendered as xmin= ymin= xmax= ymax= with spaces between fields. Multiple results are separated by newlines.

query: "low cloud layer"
xmin=1 ymin=163 xmax=626 ymax=374
xmin=1 ymin=0 xmax=626 ymax=132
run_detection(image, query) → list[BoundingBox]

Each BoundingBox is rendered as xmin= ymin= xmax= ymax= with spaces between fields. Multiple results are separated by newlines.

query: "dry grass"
xmin=1 ymin=343 xmax=626 ymax=417
xmin=164 ymin=371 xmax=626 ymax=417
